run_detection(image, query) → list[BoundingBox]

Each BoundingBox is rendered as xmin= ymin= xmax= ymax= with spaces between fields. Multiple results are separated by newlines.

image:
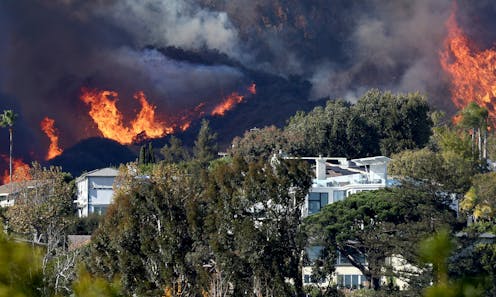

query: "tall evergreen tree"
xmin=194 ymin=119 xmax=218 ymax=164
xmin=160 ymin=136 xmax=189 ymax=164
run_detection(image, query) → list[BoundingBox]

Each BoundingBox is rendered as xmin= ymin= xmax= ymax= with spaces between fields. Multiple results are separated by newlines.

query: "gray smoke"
xmin=0 ymin=0 xmax=494 ymax=162
xmin=310 ymin=0 xmax=452 ymax=100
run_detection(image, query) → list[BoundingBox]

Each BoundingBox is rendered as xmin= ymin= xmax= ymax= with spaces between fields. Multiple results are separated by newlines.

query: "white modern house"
xmin=301 ymin=156 xmax=390 ymax=217
xmin=296 ymin=156 xmax=391 ymax=289
xmin=74 ymin=167 xmax=119 ymax=217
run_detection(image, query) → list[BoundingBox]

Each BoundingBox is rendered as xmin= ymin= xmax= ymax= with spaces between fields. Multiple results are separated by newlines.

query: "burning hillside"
xmin=80 ymin=84 xmax=256 ymax=145
xmin=3 ymin=1 xmax=496 ymax=173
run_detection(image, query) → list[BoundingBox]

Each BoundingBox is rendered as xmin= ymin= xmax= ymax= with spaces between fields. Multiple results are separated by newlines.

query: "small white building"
xmin=0 ymin=180 xmax=42 ymax=208
xmin=74 ymin=168 xmax=119 ymax=217
xmin=299 ymin=156 xmax=390 ymax=289
xmin=0 ymin=183 xmax=16 ymax=207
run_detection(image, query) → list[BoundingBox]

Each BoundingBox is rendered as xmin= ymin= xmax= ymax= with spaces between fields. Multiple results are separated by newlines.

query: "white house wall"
xmin=88 ymin=177 xmax=114 ymax=204
xmin=76 ymin=178 xmax=89 ymax=217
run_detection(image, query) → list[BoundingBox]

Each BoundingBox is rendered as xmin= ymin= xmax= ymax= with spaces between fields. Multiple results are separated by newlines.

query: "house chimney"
xmin=316 ymin=156 xmax=327 ymax=180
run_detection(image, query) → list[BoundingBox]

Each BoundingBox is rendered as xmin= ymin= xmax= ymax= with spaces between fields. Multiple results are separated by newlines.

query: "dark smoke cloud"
xmin=1 ymin=0 xmax=496 ymax=162
xmin=0 ymin=0 xmax=247 ymax=160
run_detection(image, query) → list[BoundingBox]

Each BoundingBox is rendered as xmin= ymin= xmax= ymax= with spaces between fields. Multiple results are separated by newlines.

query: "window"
xmin=336 ymin=251 xmax=366 ymax=265
xmin=304 ymin=274 xmax=311 ymax=284
xmin=306 ymin=246 xmax=324 ymax=263
xmin=91 ymin=205 xmax=108 ymax=215
xmin=333 ymin=190 xmax=345 ymax=202
xmin=337 ymin=274 xmax=366 ymax=289
xmin=308 ymin=192 xmax=328 ymax=214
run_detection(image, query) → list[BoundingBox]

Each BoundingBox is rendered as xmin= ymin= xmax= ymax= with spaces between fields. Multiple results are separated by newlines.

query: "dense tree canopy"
xmin=232 ymin=89 xmax=432 ymax=161
xmin=305 ymin=187 xmax=455 ymax=291
xmin=88 ymin=156 xmax=312 ymax=297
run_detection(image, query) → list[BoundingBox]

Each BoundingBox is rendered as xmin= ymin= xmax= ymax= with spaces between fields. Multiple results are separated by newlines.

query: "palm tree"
xmin=0 ymin=110 xmax=18 ymax=183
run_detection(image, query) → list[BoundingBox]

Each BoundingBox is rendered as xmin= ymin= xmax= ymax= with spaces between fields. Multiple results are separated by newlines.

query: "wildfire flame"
xmin=211 ymin=83 xmax=257 ymax=116
xmin=440 ymin=8 xmax=496 ymax=118
xmin=80 ymin=84 xmax=256 ymax=144
xmin=0 ymin=155 xmax=31 ymax=185
xmin=211 ymin=93 xmax=244 ymax=116
xmin=80 ymin=89 xmax=172 ymax=145
xmin=40 ymin=117 xmax=63 ymax=160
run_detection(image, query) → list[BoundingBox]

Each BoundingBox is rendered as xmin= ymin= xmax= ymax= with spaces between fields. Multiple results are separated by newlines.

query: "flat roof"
xmin=351 ymin=156 xmax=390 ymax=166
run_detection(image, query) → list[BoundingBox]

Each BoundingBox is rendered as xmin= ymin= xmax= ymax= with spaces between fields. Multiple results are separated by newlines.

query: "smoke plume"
xmin=1 ymin=0 xmax=496 ymax=164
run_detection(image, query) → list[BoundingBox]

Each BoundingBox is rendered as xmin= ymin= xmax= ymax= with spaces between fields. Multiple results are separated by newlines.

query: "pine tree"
xmin=193 ymin=119 xmax=218 ymax=164
xmin=138 ymin=145 xmax=146 ymax=165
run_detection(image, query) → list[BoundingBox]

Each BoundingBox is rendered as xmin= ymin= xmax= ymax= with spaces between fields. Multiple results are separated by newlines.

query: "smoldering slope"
xmin=1 ymin=0 xmax=496 ymax=163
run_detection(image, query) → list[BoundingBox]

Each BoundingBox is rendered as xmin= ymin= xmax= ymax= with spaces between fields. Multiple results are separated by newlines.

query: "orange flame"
xmin=440 ymin=8 xmax=496 ymax=118
xmin=80 ymin=89 xmax=172 ymax=144
xmin=40 ymin=117 xmax=63 ymax=160
xmin=1 ymin=155 xmax=31 ymax=185
xmin=211 ymin=92 xmax=244 ymax=116
xmin=211 ymin=83 xmax=257 ymax=116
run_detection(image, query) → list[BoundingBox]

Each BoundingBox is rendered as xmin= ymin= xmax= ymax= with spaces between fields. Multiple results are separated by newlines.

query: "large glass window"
xmin=337 ymin=274 xmax=366 ymax=289
xmin=333 ymin=190 xmax=345 ymax=202
xmin=308 ymin=192 xmax=328 ymax=214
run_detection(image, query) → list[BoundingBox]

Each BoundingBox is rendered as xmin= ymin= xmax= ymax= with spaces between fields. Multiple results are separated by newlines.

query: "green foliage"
xmin=304 ymin=284 xmax=344 ymax=297
xmin=420 ymin=230 xmax=485 ymax=297
xmin=73 ymin=267 xmax=123 ymax=297
xmin=460 ymin=172 xmax=496 ymax=220
xmin=160 ymin=136 xmax=190 ymax=164
xmin=67 ymin=213 xmax=103 ymax=235
xmin=389 ymin=148 xmax=475 ymax=195
xmin=6 ymin=163 xmax=75 ymax=238
xmin=229 ymin=126 xmax=288 ymax=161
xmin=194 ymin=119 xmax=218 ymax=165
xmin=0 ymin=109 xmax=17 ymax=128
xmin=88 ymin=157 xmax=312 ymax=296
xmin=305 ymin=187 xmax=454 ymax=291
xmin=354 ymin=90 xmax=432 ymax=156
xmin=138 ymin=142 xmax=156 ymax=165
xmin=89 ymin=162 xmax=205 ymax=295
xmin=0 ymin=230 xmax=43 ymax=297
xmin=457 ymin=102 xmax=488 ymax=131
xmin=235 ymin=89 xmax=432 ymax=160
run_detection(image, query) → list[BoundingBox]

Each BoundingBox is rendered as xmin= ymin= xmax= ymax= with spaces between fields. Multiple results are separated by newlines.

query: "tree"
xmin=160 ymin=136 xmax=189 ymax=164
xmin=420 ymin=230 xmax=485 ymax=297
xmin=282 ymin=90 xmax=432 ymax=158
xmin=457 ymin=102 xmax=489 ymax=162
xmin=284 ymin=101 xmax=352 ymax=157
xmin=353 ymin=90 xmax=432 ymax=156
xmin=305 ymin=187 xmax=454 ymax=291
xmin=203 ymin=156 xmax=312 ymax=297
xmin=88 ymin=156 xmax=312 ymax=297
xmin=194 ymin=119 xmax=218 ymax=164
xmin=0 ymin=229 xmax=44 ymax=297
xmin=229 ymin=126 xmax=289 ymax=162
xmin=138 ymin=142 xmax=156 ymax=165
xmin=88 ymin=163 xmax=204 ymax=296
xmin=389 ymin=148 xmax=475 ymax=196
xmin=5 ymin=163 xmax=75 ymax=296
xmin=0 ymin=110 xmax=18 ymax=184
xmin=72 ymin=267 xmax=123 ymax=297
xmin=460 ymin=172 xmax=496 ymax=221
